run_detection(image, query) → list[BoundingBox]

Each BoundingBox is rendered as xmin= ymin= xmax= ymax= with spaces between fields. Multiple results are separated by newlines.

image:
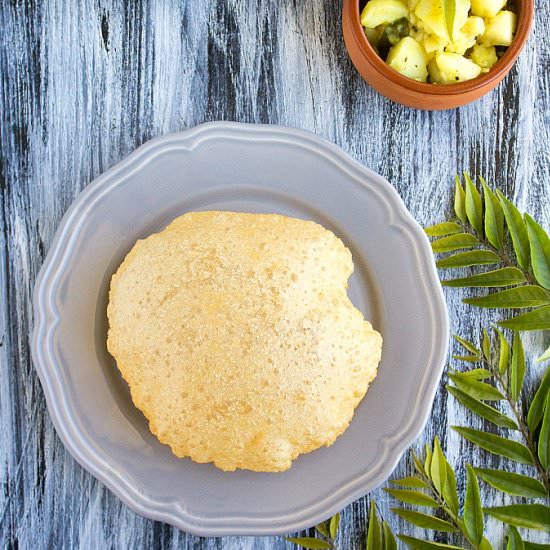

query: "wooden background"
xmin=1 ymin=0 xmax=549 ymax=548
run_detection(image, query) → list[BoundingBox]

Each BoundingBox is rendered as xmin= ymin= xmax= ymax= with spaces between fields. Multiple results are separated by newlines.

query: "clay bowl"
xmin=343 ymin=0 xmax=534 ymax=110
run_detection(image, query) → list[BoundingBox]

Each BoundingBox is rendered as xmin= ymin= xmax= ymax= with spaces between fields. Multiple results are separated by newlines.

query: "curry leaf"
xmin=432 ymin=233 xmax=479 ymax=253
xmin=430 ymin=436 xmax=447 ymax=494
xmin=484 ymin=504 xmax=550 ymax=531
xmin=499 ymin=305 xmax=550 ymax=331
xmin=537 ymin=390 xmax=550 ymax=469
xmin=384 ymin=489 xmax=438 ymax=507
xmin=510 ymin=332 xmax=526 ymax=402
xmin=447 ymin=385 xmax=518 ymax=429
xmin=329 ymin=513 xmax=339 ymax=539
xmin=443 ymin=0 xmax=457 ymax=40
xmin=398 ymin=536 xmax=463 ymax=549
xmin=538 ymin=344 xmax=550 ymax=363
xmin=442 ymin=455 xmax=459 ymax=516
xmin=464 ymin=173 xmax=484 ymax=235
xmin=506 ymin=526 xmax=524 ymax=550
xmin=453 ymin=335 xmax=481 ymax=355
xmin=454 ymin=175 xmax=467 ymax=222
xmin=366 ymin=500 xmax=382 ymax=550
xmin=391 ymin=509 xmax=457 ymax=532
xmin=474 ymin=468 xmax=547 ymax=498
xmin=452 ymin=427 xmax=534 ymax=464
xmin=286 ymin=538 xmax=332 ymax=549
xmin=442 ymin=267 xmax=526 ymax=287
xmin=528 ymin=365 xmax=550 ymax=431
xmin=497 ymin=190 xmax=531 ymax=270
xmin=436 ymin=250 xmax=500 ymax=269
xmin=481 ymin=177 xmax=505 ymax=249
xmin=525 ymin=214 xmax=550 ymax=290
xmin=464 ymin=286 xmax=550 ymax=308
xmin=448 ymin=372 xmax=505 ymax=401
xmin=382 ymin=521 xmax=397 ymax=550
xmin=464 ymin=465 xmax=484 ymax=545
xmin=496 ymin=328 xmax=510 ymax=375
xmin=391 ymin=476 xmax=429 ymax=489
xmin=425 ymin=222 xmax=463 ymax=237
xmin=315 ymin=521 xmax=329 ymax=538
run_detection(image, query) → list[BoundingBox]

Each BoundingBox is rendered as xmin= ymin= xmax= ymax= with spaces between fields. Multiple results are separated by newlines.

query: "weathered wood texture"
xmin=1 ymin=0 xmax=549 ymax=548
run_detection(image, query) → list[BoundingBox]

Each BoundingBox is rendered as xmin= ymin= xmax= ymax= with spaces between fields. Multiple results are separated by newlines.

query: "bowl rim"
xmin=348 ymin=0 xmax=534 ymax=95
xmin=31 ymin=122 xmax=450 ymax=536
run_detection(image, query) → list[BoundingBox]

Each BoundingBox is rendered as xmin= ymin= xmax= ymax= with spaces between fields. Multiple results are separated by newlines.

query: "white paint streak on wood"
xmin=1 ymin=0 xmax=549 ymax=547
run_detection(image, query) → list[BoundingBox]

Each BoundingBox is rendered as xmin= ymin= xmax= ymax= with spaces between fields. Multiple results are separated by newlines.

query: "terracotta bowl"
xmin=342 ymin=0 xmax=534 ymax=110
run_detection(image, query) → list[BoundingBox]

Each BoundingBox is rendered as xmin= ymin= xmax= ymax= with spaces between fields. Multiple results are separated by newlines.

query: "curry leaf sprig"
xmin=385 ymin=438 xmax=493 ymax=550
xmin=449 ymin=331 xmax=550 ymax=499
xmin=425 ymin=174 xmax=550 ymax=357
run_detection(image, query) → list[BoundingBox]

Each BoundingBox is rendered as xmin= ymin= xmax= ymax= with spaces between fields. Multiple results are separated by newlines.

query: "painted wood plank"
xmin=1 ymin=0 xmax=549 ymax=548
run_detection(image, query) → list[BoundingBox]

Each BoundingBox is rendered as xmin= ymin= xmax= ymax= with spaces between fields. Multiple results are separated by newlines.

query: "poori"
xmin=107 ymin=211 xmax=382 ymax=472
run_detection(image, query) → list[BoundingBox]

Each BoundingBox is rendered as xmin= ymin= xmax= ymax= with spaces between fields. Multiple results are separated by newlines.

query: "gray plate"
xmin=31 ymin=122 xmax=448 ymax=537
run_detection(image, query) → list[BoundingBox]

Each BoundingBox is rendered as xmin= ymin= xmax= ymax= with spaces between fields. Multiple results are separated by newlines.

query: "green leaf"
xmin=454 ymin=176 xmax=467 ymax=222
xmin=474 ymin=468 xmax=547 ymax=498
xmin=391 ymin=509 xmax=457 ymax=532
xmin=315 ymin=521 xmax=329 ymax=538
xmin=384 ymin=489 xmax=438 ymax=507
xmin=524 ymin=543 xmax=550 ymax=550
xmin=424 ymin=443 xmax=433 ymax=477
xmin=443 ymin=0 xmax=457 ymax=40
xmin=452 ymin=427 xmax=534 ymax=464
xmin=453 ymin=335 xmax=482 ymax=355
xmin=329 ymin=512 xmax=340 ymax=539
xmin=432 ymin=233 xmax=479 ymax=253
xmin=391 ymin=476 xmax=429 ymax=488
xmin=525 ymin=214 xmax=550 ymax=290
xmin=510 ymin=332 xmax=526 ymax=401
xmin=506 ymin=526 xmax=525 ymax=550
xmin=448 ymin=373 xmax=505 ymax=401
xmin=442 ymin=456 xmax=459 ymax=516
xmin=464 ymin=173 xmax=483 ymax=235
xmin=464 ymin=285 xmax=550 ymax=308
xmin=460 ymin=368 xmax=492 ymax=379
xmin=499 ymin=305 xmax=550 ymax=331
xmin=538 ymin=390 xmax=550 ymax=469
xmin=497 ymin=190 xmax=531 ymax=270
xmin=366 ymin=500 xmax=382 ymax=550
xmin=496 ymin=328 xmax=510 ymax=375
xmin=411 ymin=450 xmax=425 ymax=476
xmin=464 ymin=465 xmax=484 ymax=545
xmin=285 ymin=538 xmax=332 ymax=549
xmin=482 ymin=328 xmax=491 ymax=361
xmin=425 ymin=222 xmax=463 ymax=237
xmin=382 ymin=521 xmax=397 ymax=550
xmin=447 ymin=385 xmax=518 ymax=429
xmin=481 ymin=178 xmax=505 ymax=249
xmin=430 ymin=436 xmax=447 ymax=494
xmin=398 ymin=536 xmax=462 ymax=550
xmin=484 ymin=504 xmax=550 ymax=531
xmin=442 ymin=267 xmax=526 ymax=287
xmin=453 ymin=354 xmax=483 ymax=362
xmin=538 ymin=344 xmax=550 ymax=363
xmin=528 ymin=365 xmax=550 ymax=431
xmin=436 ymin=250 xmax=500 ymax=269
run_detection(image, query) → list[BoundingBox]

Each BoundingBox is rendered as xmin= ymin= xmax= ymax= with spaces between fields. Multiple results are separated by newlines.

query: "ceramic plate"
xmin=32 ymin=122 xmax=448 ymax=536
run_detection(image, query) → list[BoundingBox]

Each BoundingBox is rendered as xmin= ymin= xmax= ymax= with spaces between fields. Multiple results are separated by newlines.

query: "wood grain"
xmin=1 ymin=0 xmax=549 ymax=548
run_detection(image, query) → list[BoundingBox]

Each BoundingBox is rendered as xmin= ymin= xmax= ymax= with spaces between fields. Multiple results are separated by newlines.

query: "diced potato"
xmin=410 ymin=24 xmax=428 ymax=43
xmin=481 ymin=10 xmax=517 ymax=47
xmin=471 ymin=0 xmax=506 ymax=18
xmin=387 ymin=36 xmax=429 ymax=82
xmin=469 ymin=44 xmax=498 ymax=70
xmin=407 ymin=0 xmax=421 ymax=10
xmin=446 ymin=16 xmax=485 ymax=54
xmin=424 ymin=33 xmax=449 ymax=54
xmin=429 ymin=51 xmax=482 ymax=83
xmin=361 ymin=0 xmax=409 ymax=28
xmin=415 ymin=0 xmax=470 ymax=41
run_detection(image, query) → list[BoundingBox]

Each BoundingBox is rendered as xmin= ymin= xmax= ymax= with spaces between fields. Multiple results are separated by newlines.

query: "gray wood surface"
xmin=1 ymin=0 xmax=549 ymax=548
